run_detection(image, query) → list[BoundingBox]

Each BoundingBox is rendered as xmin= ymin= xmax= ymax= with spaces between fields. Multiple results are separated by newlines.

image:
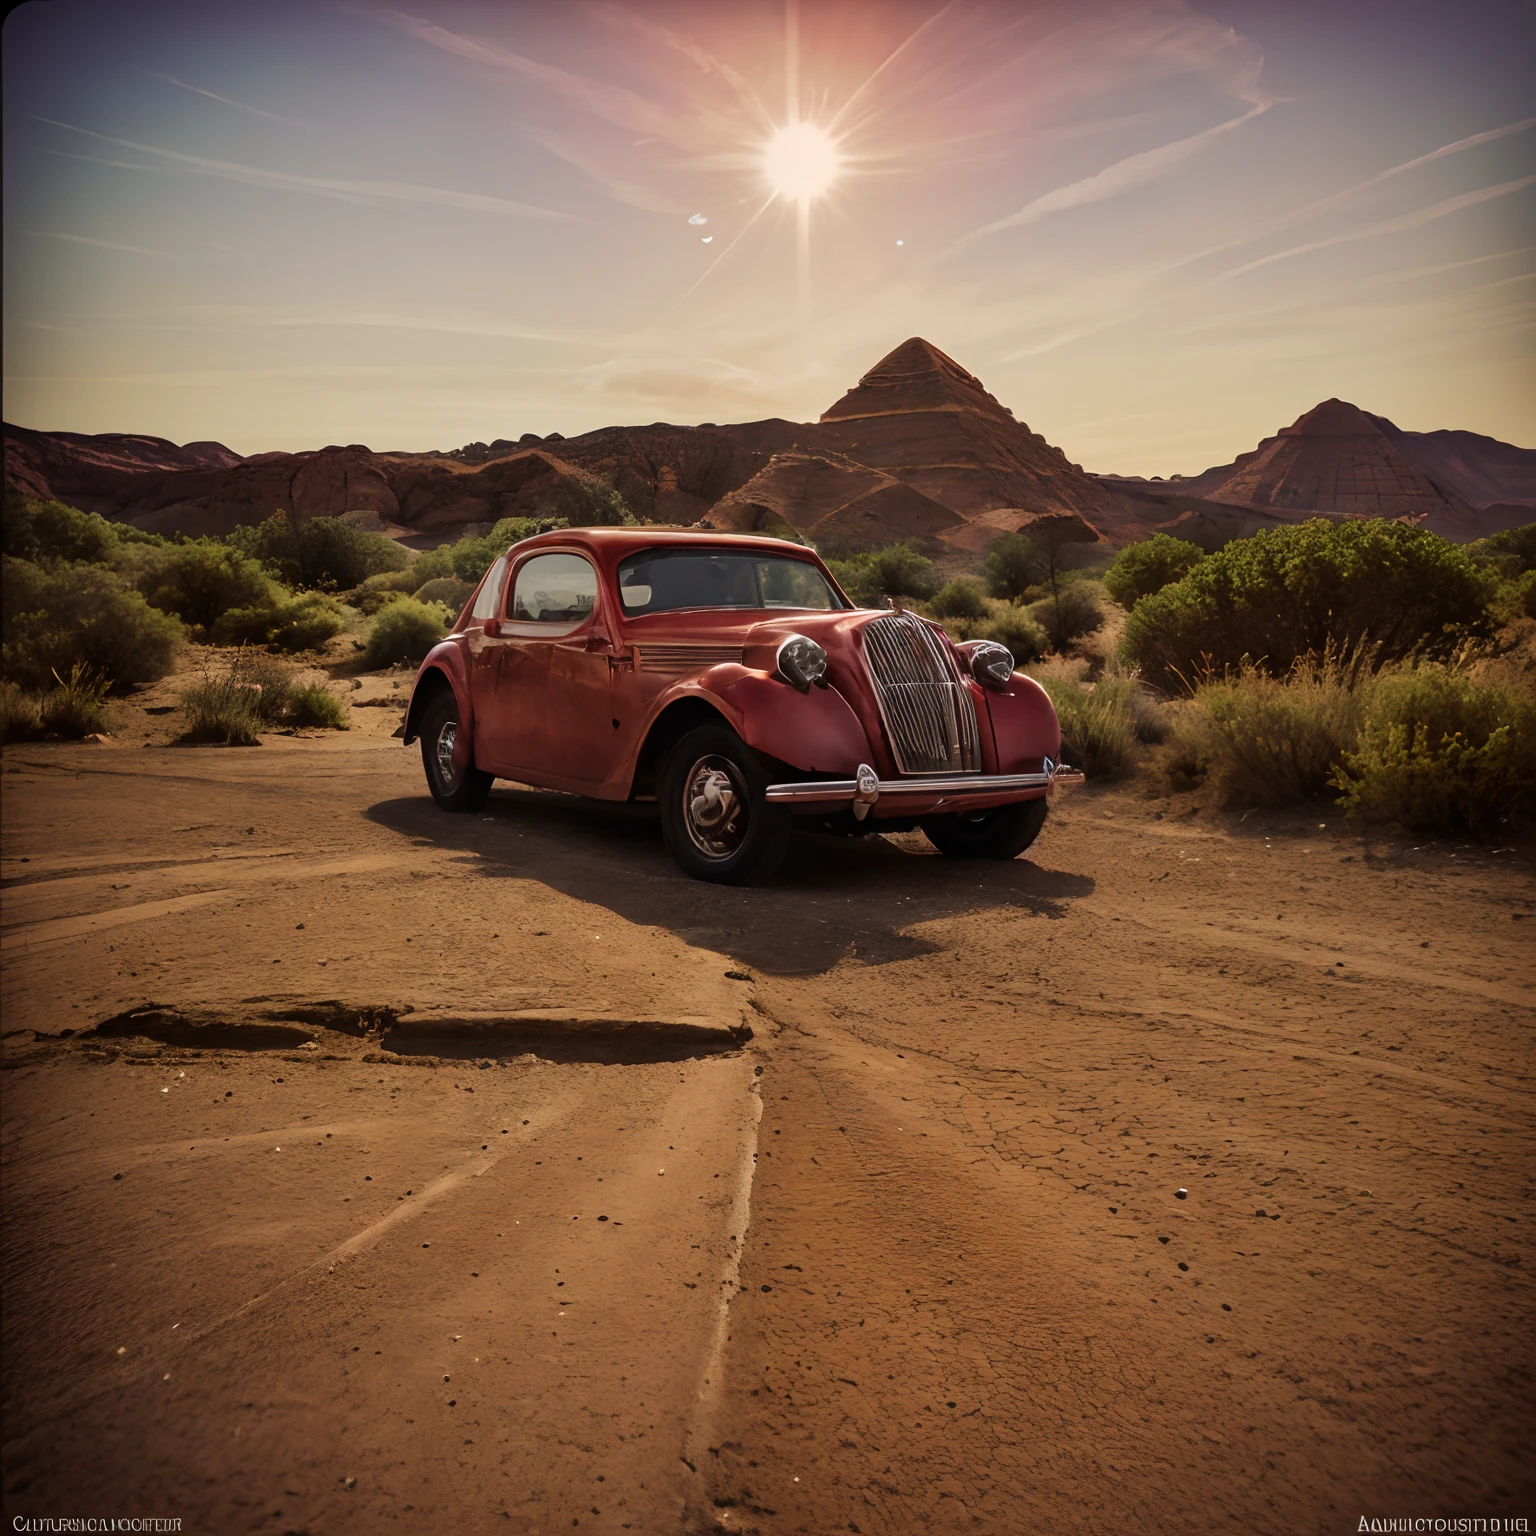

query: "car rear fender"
xmin=404 ymin=644 xmax=473 ymax=770
xmin=983 ymin=670 xmax=1063 ymax=771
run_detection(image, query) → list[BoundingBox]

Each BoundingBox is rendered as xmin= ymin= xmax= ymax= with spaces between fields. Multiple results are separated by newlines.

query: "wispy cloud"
xmin=944 ymin=100 xmax=1277 ymax=257
xmin=33 ymin=117 xmax=578 ymax=222
xmin=1167 ymin=116 xmax=1536 ymax=273
xmin=26 ymin=230 xmax=159 ymax=255
xmin=137 ymin=69 xmax=311 ymax=129
xmin=1223 ymin=176 xmax=1536 ymax=278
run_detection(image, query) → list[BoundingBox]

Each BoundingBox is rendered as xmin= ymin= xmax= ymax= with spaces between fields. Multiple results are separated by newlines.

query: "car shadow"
xmin=365 ymin=785 xmax=1095 ymax=978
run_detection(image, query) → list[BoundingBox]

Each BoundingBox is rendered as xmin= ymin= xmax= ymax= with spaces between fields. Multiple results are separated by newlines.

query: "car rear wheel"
xmin=921 ymin=797 xmax=1048 ymax=860
xmin=419 ymin=690 xmax=493 ymax=813
xmin=659 ymin=724 xmax=791 ymax=885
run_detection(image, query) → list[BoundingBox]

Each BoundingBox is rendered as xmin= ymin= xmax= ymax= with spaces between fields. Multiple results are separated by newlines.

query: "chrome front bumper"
xmin=765 ymin=758 xmax=1085 ymax=818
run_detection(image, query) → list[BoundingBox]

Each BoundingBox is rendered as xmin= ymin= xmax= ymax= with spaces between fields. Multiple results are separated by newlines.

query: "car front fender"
xmin=707 ymin=666 xmax=874 ymax=777
xmin=983 ymin=671 xmax=1063 ymax=771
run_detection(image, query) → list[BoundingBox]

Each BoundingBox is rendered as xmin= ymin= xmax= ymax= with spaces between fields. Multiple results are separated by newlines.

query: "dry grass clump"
xmin=179 ymin=652 xmax=347 ymax=744
xmin=1165 ymin=657 xmax=1366 ymax=807
xmin=1027 ymin=659 xmax=1136 ymax=779
xmin=1 ymin=664 xmax=110 ymax=742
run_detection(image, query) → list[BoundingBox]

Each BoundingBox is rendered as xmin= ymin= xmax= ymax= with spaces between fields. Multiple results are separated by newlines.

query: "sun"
xmin=763 ymin=121 xmax=841 ymax=202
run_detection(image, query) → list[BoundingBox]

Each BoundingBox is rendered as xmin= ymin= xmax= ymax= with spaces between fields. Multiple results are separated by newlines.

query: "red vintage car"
xmin=403 ymin=528 xmax=1081 ymax=883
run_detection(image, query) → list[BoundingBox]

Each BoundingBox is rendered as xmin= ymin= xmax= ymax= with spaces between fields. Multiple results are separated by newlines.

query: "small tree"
xmin=930 ymin=578 xmax=987 ymax=619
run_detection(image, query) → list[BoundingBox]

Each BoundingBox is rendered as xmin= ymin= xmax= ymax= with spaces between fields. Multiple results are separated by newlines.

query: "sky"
xmin=2 ymin=0 xmax=1532 ymax=474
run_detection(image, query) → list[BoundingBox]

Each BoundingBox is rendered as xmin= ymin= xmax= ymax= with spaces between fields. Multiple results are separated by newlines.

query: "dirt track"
xmin=2 ymin=714 xmax=1533 ymax=1535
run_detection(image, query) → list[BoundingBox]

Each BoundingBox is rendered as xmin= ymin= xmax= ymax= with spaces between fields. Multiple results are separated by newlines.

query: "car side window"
xmin=510 ymin=552 xmax=597 ymax=624
xmin=470 ymin=555 xmax=509 ymax=622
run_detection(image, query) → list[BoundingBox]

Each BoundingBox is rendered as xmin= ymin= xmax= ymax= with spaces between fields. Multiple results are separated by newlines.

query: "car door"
xmin=484 ymin=549 xmax=615 ymax=787
xmin=465 ymin=554 xmax=510 ymax=762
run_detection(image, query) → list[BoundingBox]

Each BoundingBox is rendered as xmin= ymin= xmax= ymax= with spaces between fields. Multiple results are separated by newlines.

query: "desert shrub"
xmin=133 ymin=539 xmax=276 ymax=633
xmin=364 ymin=597 xmax=450 ymax=668
xmin=348 ymin=568 xmax=420 ymax=614
xmin=210 ymin=592 xmax=346 ymax=652
xmin=228 ymin=513 xmax=408 ymax=591
xmin=1122 ymin=519 xmax=1495 ymax=689
xmin=412 ymin=576 xmax=475 ymax=613
xmin=2 ymin=556 xmax=181 ymax=692
xmin=1028 ymin=584 xmax=1104 ymax=652
xmin=825 ymin=543 xmax=938 ymax=606
xmin=1333 ymin=665 xmax=1536 ymax=834
xmin=0 ymin=680 xmax=43 ymax=742
xmin=1104 ymin=534 xmax=1205 ymax=610
xmin=1169 ymin=658 xmax=1367 ymax=807
xmin=930 ymin=578 xmax=988 ymax=620
xmin=1 ymin=491 xmax=119 ymax=566
xmin=1124 ymin=680 xmax=1173 ymax=744
xmin=1032 ymin=669 xmax=1135 ymax=779
xmin=411 ymin=515 xmax=566 ymax=586
xmin=287 ymin=681 xmax=349 ymax=730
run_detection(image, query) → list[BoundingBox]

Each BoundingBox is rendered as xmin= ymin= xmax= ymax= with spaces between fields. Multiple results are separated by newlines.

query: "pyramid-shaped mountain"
xmin=810 ymin=338 xmax=1124 ymax=528
xmin=1193 ymin=399 xmax=1480 ymax=531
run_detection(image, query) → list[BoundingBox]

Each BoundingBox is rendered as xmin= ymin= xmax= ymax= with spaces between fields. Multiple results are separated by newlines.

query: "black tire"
xmin=419 ymin=690 xmax=493 ymax=813
xmin=921 ymin=797 xmax=1048 ymax=860
xmin=659 ymin=724 xmax=791 ymax=885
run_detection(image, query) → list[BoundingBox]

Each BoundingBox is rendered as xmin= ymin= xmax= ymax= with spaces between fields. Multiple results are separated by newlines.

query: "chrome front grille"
xmin=860 ymin=612 xmax=981 ymax=775
xmin=636 ymin=644 xmax=744 ymax=673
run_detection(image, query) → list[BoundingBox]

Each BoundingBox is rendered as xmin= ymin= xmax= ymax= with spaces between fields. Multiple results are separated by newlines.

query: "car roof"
xmin=505 ymin=526 xmax=827 ymax=570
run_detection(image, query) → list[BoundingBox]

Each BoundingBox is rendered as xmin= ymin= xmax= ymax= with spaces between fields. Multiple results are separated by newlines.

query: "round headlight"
xmin=776 ymin=633 xmax=828 ymax=692
xmin=961 ymin=639 xmax=1014 ymax=690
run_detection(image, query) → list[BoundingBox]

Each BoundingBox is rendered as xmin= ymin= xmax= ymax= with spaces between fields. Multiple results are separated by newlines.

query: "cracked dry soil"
xmin=1 ymin=725 xmax=1532 ymax=1534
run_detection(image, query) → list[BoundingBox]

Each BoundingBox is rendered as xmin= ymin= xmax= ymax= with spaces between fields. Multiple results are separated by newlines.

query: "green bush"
xmin=228 ymin=513 xmax=408 ymax=591
xmin=287 ymin=681 xmax=349 ymax=730
xmin=412 ymin=516 xmax=568 ymax=587
xmin=412 ymin=576 xmax=475 ymax=613
xmin=134 ymin=539 xmax=276 ymax=633
xmin=975 ymin=604 xmax=1047 ymax=663
xmin=364 ymin=597 xmax=450 ymax=668
xmin=557 ymin=476 xmax=633 ymax=528
xmin=929 ymin=578 xmax=988 ymax=620
xmin=1031 ymin=669 xmax=1135 ymax=779
xmin=1122 ymin=519 xmax=1495 ymax=689
xmin=1104 ymin=534 xmax=1205 ymax=609
xmin=210 ymin=592 xmax=346 ymax=652
xmin=1170 ymin=658 xmax=1368 ymax=807
xmin=1334 ymin=666 xmax=1536 ymax=834
xmin=1467 ymin=522 xmax=1536 ymax=576
xmin=2 ymin=556 xmax=181 ymax=693
xmin=981 ymin=532 xmax=1047 ymax=604
xmin=2 ymin=491 xmax=119 ymax=565
xmin=348 ymin=568 xmax=420 ymax=613
xmin=825 ymin=543 xmax=938 ymax=606
xmin=1028 ymin=585 xmax=1104 ymax=652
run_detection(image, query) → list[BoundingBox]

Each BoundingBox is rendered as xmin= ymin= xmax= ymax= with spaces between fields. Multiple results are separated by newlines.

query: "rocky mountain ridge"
xmin=6 ymin=341 xmax=1532 ymax=552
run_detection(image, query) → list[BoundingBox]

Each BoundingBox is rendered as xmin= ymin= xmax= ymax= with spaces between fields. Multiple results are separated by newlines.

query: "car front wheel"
xmin=659 ymin=724 xmax=791 ymax=885
xmin=419 ymin=690 xmax=493 ymax=813
xmin=921 ymin=798 xmax=1048 ymax=860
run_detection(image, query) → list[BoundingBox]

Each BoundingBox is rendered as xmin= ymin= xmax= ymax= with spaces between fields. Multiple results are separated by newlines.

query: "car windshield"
xmin=616 ymin=549 xmax=847 ymax=615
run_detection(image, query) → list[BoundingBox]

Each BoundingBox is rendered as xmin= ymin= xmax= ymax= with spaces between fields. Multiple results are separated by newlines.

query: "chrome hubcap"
xmin=684 ymin=755 xmax=746 ymax=859
xmin=435 ymin=721 xmax=457 ymax=787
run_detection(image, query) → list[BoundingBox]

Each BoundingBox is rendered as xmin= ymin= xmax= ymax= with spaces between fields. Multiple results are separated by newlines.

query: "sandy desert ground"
xmin=2 ymin=695 xmax=1533 ymax=1535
